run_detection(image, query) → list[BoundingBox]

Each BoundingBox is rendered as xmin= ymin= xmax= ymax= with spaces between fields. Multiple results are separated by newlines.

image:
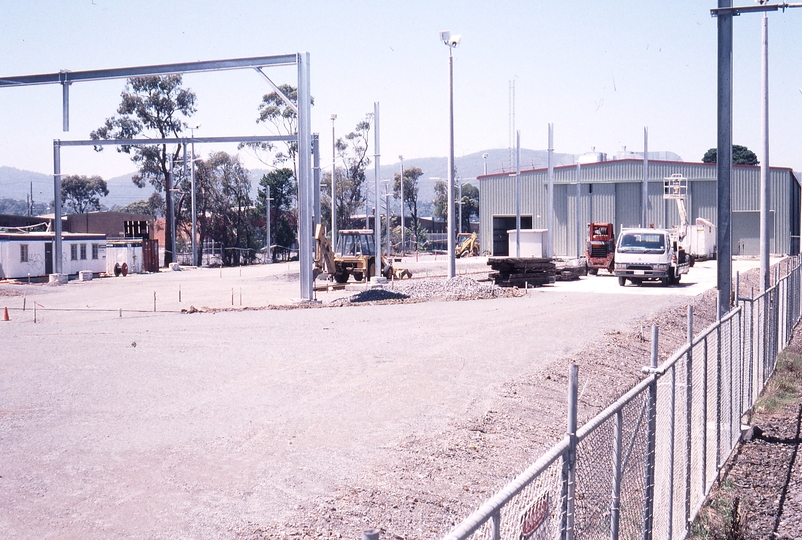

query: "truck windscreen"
xmin=618 ymin=233 xmax=666 ymax=253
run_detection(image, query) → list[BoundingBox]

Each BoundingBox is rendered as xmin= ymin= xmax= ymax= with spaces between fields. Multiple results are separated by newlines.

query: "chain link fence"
xmin=444 ymin=256 xmax=802 ymax=540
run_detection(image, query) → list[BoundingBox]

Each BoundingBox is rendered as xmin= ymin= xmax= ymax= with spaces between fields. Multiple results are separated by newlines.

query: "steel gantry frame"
xmin=1 ymin=54 xmax=316 ymax=301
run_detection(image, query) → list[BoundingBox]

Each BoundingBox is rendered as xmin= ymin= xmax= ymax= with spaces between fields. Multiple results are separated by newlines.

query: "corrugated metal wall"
xmin=479 ymin=160 xmax=801 ymax=257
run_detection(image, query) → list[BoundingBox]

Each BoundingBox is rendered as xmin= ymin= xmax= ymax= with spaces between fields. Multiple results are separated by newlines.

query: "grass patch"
xmin=691 ymin=487 xmax=744 ymax=540
xmin=753 ymin=350 xmax=802 ymax=418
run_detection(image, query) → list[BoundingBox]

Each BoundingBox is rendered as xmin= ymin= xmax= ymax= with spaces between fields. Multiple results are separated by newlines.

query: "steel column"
xmin=760 ymin=13 xmax=771 ymax=292
xmin=717 ymin=0 xmax=734 ymax=317
xmin=53 ymin=141 xmax=62 ymax=274
xmin=313 ymin=133 xmax=320 ymax=231
xmin=374 ymin=102 xmax=381 ymax=277
xmin=296 ymin=52 xmax=313 ymax=301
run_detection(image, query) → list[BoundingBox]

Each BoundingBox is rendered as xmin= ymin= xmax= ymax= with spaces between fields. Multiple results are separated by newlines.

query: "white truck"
xmin=614 ymin=228 xmax=691 ymax=287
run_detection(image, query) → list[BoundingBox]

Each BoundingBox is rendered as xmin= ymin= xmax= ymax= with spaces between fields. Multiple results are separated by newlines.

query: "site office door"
xmin=44 ymin=242 xmax=53 ymax=275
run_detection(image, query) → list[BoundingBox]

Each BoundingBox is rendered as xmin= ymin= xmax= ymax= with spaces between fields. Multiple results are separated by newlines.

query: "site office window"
xmin=80 ymin=243 xmax=87 ymax=260
xmin=92 ymin=243 xmax=99 ymax=260
xmin=20 ymin=244 xmax=28 ymax=263
xmin=70 ymin=244 xmax=78 ymax=261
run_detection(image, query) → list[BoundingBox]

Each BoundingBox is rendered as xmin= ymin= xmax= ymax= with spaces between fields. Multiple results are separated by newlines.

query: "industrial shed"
xmin=479 ymin=159 xmax=801 ymax=258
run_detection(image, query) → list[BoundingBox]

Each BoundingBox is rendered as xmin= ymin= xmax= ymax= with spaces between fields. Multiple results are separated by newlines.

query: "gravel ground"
xmin=4 ymin=257 xmax=795 ymax=540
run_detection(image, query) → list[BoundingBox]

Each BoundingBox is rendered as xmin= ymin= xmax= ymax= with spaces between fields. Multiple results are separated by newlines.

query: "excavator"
xmin=314 ymin=225 xmax=411 ymax=284
xmin=455 ymin=232 xmax=480 ymax=258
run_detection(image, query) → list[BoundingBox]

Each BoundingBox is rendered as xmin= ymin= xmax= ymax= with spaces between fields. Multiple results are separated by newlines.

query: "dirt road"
xmin=0 ymin=257 xmax=761 ymax=539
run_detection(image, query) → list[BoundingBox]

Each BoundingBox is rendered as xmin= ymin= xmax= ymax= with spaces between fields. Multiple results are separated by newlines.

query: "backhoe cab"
xmin=314 ymin=226 xmax=403 ymax=284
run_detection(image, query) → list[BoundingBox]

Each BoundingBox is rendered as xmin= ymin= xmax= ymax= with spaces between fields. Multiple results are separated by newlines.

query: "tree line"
xmin=79 ymin=74 xmax=480 ymax=266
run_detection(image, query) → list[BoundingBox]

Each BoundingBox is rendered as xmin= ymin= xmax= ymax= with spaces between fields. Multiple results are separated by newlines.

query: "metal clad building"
xmin=479 ymin=159 xmax=801 ymax=257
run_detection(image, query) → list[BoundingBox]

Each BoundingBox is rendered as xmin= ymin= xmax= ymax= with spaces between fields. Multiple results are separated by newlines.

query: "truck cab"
xmin=614 ymin=228 xmax=689 ymax=287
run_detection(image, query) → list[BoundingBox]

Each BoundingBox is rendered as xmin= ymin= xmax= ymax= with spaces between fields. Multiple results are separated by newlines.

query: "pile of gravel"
xmin=394 ymin=275 xmax=521 ymax=300
xmin=330 ymin=288 xmax=410 ymax=305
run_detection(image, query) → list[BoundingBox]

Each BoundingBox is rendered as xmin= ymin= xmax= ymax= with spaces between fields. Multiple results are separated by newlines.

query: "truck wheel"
xmin=352 ymin=272 xmax=363 ymax=282
xmin=334 ymin=271 xmax=349 ymax=284
xmin=589 ymin=268 xmax=598 ymax=276
xmin=618 ymin=276 xmax=626 ymax=287
xmin=660 ymin=277 xmax=669 ymax=286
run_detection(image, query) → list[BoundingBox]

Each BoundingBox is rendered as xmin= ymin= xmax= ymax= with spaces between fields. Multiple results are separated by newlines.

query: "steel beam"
xmin=60 ymin=135 xmax=295 ymax=147
xmin=0 ymin=55 xmax=297 ymax=87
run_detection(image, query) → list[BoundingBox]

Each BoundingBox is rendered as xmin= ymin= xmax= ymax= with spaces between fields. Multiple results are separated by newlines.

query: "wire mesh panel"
xmin=468 ymin=455 xmax=566 ymax=540
xmin=445 ymin=258 xmax=802 ymax=540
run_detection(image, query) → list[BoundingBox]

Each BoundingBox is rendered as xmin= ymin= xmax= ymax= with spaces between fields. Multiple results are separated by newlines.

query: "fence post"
xmin=667 ymin=363 xmax=676 ymax=540
xmin=642 ymin=326 xmax=658 ymax=540
xmin=611 ymin=409 xmax=623 ymax=540
xmin=701 ymin=334 xmax=708 ymax=496
xmin=716 ymin=317 xmax=722 ymax=470
xmin=684 ymin=306 xmax=693 ymax=534
xmin=561 ymin=364 xmax=578 ymax=540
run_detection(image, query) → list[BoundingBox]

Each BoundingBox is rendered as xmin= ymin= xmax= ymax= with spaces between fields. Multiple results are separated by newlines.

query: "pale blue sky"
xmin=1 ymin=0 xmax=801 ymax=180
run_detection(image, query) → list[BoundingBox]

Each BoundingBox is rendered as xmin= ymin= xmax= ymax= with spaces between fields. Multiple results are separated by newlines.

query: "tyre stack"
xmin=487 ymin=257 xmax=556 ymax=287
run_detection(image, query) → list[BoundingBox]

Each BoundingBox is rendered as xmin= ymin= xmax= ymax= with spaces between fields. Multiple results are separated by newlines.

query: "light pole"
xmin=399 ymin=155 xmax=405 ymax=255
xmin=331 ymin=113 xmax=338 ymax=249
xmin=441 ymin=30 xmax=461 ymax=279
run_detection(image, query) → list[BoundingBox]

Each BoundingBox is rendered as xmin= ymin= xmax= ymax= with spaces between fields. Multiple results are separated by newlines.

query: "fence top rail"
xmin=442 ymin=436 xmax=571 ymax=540
xmin=738 ymin=256 xmax=801 ymax=303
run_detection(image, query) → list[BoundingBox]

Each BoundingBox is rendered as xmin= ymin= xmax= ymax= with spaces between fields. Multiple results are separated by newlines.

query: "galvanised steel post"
xmin=190 ymin=130 xmax=198 ymax=266
xmin=53 ymin=141 xmax=62 ymax=274
xmin=642 ymin=325 xmax=658 ymax=540
xmin=400 ymin=154 xmax=405 ymax=255
xmin=667 ymin=364 xmax=677 ymax=540
xmin=297 ymin=52 xmax=313 ymax=301
xmin=716 ymin=323 xmax=722 ymax=469
xmin=576 ymin=163 xmax=581 ymax=258
xmin=373 ymin=102 xmax=381 ymax=277
xmin=313 ymin=133 xmax=321 ymax=231
xmin=515 ymin=131 xmax=521 ymax=258
xmin=760 ymin=13 xmax=770 ymax=292
xmin=447 ymin=44 xmax=456 ymax=278
xmin=547 ymin=124 xmax=554 ymax=258
xmin=685 ymin=306 xmax=694 ymax=534
xmin=566 ymin=364 xmax=578 ymax=540
xmin=716 ymin=0 xmax=734 ymax=318
xmin=611 ymin=409 xmax=623 ymax=540
xmin=702 ymin=335 xmax=709 ymax=494
xmin=331 ymin=114 xmax=337 ymax=249
xmin=266 ymin=185 xmax=271 ymax=263
xmin=643 ymin=127 xmax=649 ymax=227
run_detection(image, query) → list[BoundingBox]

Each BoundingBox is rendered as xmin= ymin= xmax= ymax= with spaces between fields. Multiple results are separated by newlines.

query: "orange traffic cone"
xmin=2 ymin=307 xmax=9 ymax=321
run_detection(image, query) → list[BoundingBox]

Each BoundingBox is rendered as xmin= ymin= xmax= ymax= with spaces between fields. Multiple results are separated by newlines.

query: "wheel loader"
xmin=314 ymin=225 xmax=410 ymax=283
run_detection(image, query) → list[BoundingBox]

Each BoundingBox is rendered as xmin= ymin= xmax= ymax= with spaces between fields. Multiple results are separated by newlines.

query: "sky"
xmin=1 ymin=0 xmax=802 ymax=183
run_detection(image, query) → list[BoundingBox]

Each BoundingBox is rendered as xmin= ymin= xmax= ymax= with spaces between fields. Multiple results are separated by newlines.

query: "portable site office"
xmin=0 ymin=232 xmax=106 ymax=280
